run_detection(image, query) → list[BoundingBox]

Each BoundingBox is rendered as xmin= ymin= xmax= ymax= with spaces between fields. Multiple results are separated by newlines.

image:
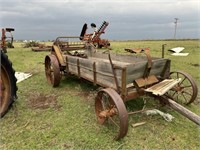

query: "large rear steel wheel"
xmin=95 ymin=88 xmax=128 ymax=140
xmin=165 ymin=71 xmax=198 ymax=105
xmin=0 ymin=51 xmax=17 ymax=117
xmin=45 ymin=54 xmax=61 ymax=87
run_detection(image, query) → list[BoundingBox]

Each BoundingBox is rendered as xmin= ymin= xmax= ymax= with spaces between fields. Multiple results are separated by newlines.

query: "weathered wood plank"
xmin=79 ymin=56 xmax=94 ymax=69
xmin=145 ymin=78 xmax=181 ymax=95
xmin=150 ymin=59 xmax=168 ymax=76
xmin=92 ymin=51 xmax=154 ymax=64
xmin=90 ymin=57 xmax=130 ymax=67
xmin=126 ymin=58 xmax=168 ymax=85
xmin=126 ymin=62 xmax=146 ymax=84
xmin=66 ymin=55 xmax=122 ymax=88
xmin=166 ymin=98 xmax=200 ymax=125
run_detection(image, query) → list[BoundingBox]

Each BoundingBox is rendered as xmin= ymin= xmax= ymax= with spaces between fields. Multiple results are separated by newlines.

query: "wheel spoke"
xmin=176 ymin=72 xmax=180 ymax=80
xmin=181 ymin=92 xmax=188 ymax=103
xmin=101 ymin=93 xmax=110 ymax=110
xmin=182 ymin=90 xmax=192 ymax=96
xmin=182 ymin=85 xmax=192 ymax=89
xmin=180 ymin=76 xmax=186 ymax=84
xmin=108 ymin=116 xmax=119 ymax=128
xmin=176 ymin=93 xmax=179 ymax=101
xmin=172 ymin=91 xmax=178 ymax=97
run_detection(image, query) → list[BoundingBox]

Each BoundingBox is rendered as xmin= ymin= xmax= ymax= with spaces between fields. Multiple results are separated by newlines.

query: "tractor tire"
xmin=0 ymin=51 xmax=17 ymax=117
xmin=2 ymin=47 xmax=7 ymax=53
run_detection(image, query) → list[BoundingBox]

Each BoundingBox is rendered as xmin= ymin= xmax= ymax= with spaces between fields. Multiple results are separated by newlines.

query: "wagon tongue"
xmin=145 ymin=78 xmax=181 ymax=96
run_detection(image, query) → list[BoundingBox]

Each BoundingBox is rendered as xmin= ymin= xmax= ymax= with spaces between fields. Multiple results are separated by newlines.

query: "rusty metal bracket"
xmin=108 ymin=53 xmax=120 ymax=93
xmin=52 ymin=45 xmax=66 ymax=67
xmin=134 ymin=75 xmax=159 ymax=88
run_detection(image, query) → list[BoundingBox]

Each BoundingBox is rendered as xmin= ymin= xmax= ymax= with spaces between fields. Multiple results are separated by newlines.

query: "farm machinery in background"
xmin=80 ymin=21 xmax=110 ymax=48
xmin=31 ymin=21 xmax=110 ymax=52
xmin=49 ymin=21 xmax=110 ymax=57
xmin=1 ymin=28 xmax=15 ymax=53
xmin=0 ymin=28 xmax=18 ymax=117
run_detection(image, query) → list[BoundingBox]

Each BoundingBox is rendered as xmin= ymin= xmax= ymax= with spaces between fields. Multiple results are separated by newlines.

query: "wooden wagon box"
xmin=64 ymin=50 xmax=171 ymax=100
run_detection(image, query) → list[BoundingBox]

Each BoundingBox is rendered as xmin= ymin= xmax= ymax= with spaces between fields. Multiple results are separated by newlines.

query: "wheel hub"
xmin=173 ymin=85 xmax=184 ymax=92
xmin=99 ymin=107 xmax=117 ymax=118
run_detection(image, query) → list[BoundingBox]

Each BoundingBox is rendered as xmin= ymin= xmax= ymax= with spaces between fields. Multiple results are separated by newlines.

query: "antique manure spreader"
xmin=44 ymin=37 xmax=199 ymax=140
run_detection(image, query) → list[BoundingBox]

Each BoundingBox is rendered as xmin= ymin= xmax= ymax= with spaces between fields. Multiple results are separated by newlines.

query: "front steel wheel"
xmin=45 ymin=54 xmax=61 ymax=87
xmin=95 ymin=88 xmax=128 ymax=140
xmin=165 ymin=71 xmax=198 ymax=105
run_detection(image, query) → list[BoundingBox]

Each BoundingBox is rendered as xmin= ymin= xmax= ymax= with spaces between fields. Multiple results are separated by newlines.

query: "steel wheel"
xmin=45 ymin=54 xmax=61 ymax=87
xmin=95 ymin=88 xmax=128 ymax=140
xmin=165 ymin=71 xmax=198 ymax=105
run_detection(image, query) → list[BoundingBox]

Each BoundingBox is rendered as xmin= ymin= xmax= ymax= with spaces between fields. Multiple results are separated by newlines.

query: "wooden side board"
xmin=65 ymin=53 xmax=170 ymax=92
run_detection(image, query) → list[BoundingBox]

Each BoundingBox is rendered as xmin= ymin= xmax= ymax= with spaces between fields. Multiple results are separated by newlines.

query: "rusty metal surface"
xmin=32 ymin=46 xmax=51 ymax=52
xmin=134 ymin=75 xmax=159 ymax=88
xmin=45 ymin=54 xmax=61 ymax=87
xmin=52 ymin=45 xmax=66 ymax=66
xmin=95 ymin=88 xmax=128 ymax=140
xmin=124 ymin=89 xmax=144 ymax=102
xmin=1 ymin=28 xmax=15 ymax=53
xmin=108 ymin=53 xmax=120 ymax=93
xmin=93 ymin=21 xmax=109 ymax=40
xmin=1 ymin=29 xmax=7 ymax=52
xmin=120 ymin=67 xmax=127 ymax=100
xmin=54 ymin=36 xmax=86 ymax=52
xmin=81 ymin=21 xmax=110 ymax=48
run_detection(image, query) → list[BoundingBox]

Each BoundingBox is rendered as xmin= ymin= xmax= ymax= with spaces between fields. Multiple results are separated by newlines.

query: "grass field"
xmin=1 ymin=40 xmax=200 ymax=150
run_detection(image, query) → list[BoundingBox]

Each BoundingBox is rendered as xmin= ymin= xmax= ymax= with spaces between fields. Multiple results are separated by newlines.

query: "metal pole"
xmin=174 ymin=18 xmax=179 ymax=39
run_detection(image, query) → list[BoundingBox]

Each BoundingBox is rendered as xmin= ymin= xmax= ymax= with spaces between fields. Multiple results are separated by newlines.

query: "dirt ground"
xmin=26 ymin=92 xmax=61 ymax=110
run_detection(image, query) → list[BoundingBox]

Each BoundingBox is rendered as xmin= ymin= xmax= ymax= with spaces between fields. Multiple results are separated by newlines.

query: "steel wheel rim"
xmin=95 ymin=88 xmax=128 ymax=140
xmin=166 ymin=71 xmax=198 ymax=105
xmin=0 ymin=64 xmax=11 ymax=114
xmin=45 ymin=56 xmax=54 ymax=85
xmin=45 ymin=55 xmax=61 ymax=87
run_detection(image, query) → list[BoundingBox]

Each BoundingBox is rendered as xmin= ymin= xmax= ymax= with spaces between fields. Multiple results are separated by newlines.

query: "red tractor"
xmin=1 ymin=28 xmax=15 ymax=53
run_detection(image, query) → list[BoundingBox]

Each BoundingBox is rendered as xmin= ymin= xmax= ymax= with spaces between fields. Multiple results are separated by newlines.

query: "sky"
xmin=0 ymin=0 xmax=199 ymax=41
